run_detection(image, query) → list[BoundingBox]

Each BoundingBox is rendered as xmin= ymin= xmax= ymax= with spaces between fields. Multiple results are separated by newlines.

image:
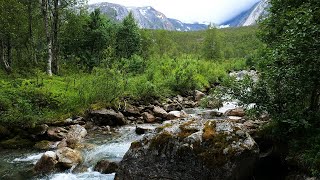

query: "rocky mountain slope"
xmin=222 ymin=0 xmax=269 ymax=27
xmin=88 ymin=2 xmax=208 ymax=31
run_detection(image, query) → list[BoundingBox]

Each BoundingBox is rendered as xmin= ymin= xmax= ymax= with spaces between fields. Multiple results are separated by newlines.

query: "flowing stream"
xmin=0 ymin=102 xmax=239 ymax=180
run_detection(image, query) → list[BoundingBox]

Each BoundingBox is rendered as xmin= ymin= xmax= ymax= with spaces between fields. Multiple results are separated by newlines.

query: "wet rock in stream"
xmin=116 ymin=118 xmax=259 ymax=180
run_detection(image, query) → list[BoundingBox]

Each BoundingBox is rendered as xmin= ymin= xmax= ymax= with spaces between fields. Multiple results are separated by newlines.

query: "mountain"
xmin=88 ymin=2 xmax=208 ymax=31
xmin=222 ymin=0 xmax=269 ymax=27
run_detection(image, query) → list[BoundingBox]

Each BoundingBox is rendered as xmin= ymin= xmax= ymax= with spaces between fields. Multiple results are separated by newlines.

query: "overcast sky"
xmin=87 ymin=0 xmax=260 ymax=24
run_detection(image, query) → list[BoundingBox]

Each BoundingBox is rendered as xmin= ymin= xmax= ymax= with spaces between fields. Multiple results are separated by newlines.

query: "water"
xmin=0 ymin=103 xmax=240 ymax=180
xmin=0 ymin=124 xmax=158 ymax=180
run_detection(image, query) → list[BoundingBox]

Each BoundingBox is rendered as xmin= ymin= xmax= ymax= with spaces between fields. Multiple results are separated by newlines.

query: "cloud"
xmin=88 ymin=0 xmax=260 ymax=24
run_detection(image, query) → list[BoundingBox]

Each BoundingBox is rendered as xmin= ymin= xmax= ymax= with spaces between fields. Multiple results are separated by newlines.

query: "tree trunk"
xmin=52 ymin=0 xmax=59 ymax=74
xmin=1 ymin=40 xmax=12 ymax=74
xmin=310 ymin=83 xmax=320 ymax=112
xmin=41 ymin=0 xmax=53 ymax=76
xmin=28 ymin=0 xmax=37 ymax=64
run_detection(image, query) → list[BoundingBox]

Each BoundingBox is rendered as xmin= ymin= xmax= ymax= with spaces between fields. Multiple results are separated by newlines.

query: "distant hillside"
xmin=221 ymin=0 xmax=269 ymax=27
xmin=88 ymin=2 xmax=208 ymax=31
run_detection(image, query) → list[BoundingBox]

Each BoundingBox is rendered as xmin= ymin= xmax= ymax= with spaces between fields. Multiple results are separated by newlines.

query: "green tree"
xmin=255 ymin=0 xmax=320 ymax=133
xmin=0 ymin=0 xmax=27 ymax=73
xmin=61 ymin=9 xmax=114 ymax=72
xmin=203 ymin=25 xmax=221 ymax=60
xmin=116 ymin=12 xmax=141 ymax=58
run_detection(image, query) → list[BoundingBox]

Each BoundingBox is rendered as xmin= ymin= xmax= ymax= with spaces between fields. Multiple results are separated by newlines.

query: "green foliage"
xmin=255 ymin=0 xmax=320 ymax=133
xmin=61 ymin=9 xmax=115 ymax=71
xmin=0 ymin=1 xmax=258 ymax=126
xmin=203 ymin=26 xmax=221 ymax=60
xmin=116 ymin=12 xmax=141 ymax=59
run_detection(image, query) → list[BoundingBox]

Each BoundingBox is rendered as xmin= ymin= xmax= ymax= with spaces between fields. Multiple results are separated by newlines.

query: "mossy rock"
xmin=34 ymin=140 xmax=53 ymax=150
xmin=0 ymin=136 xmax=34 ymax=149
xmin=116 ymin=119 xmax=259 ymax=180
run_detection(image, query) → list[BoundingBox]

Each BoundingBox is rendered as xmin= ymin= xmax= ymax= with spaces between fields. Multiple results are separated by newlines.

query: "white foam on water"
xmin=48 ymin=172 xmax=115 ymax=180
xmin=12 ymin=153 xmax=43 ymax=164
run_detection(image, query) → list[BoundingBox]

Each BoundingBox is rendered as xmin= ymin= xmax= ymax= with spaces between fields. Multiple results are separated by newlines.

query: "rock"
xmin=28 ymin=124 xmax=49 ymax=136
xmin=34 ymin=140 xmax=56 ymax=150
xmin=135 ymin=126 xmax=152 ymax=135
xmin=153 ymin=106 xmax=168 ymax=118
xmin=85 ymin=121 xmax=94 ymax=130
xmin=225 ymin=108 xmax=246 ymax=117
xmin=57 ymin=138 xmax=67 ymax=149
xmin=34 ymin=151 xmax=58 ymax=173
xmin=47 ymin=127 xmax=68 ymax=141
xmin=49 ymin=117 xmax=85 ymax=126
xmin=116 ymin=119 xmax=259 ymax=180
xmin=142 ymin=112 xmax=156 ymax=123
xmin=182 ymin=100 xmax=197 ymax=108
xmin=166 ymin=110 xmax=188 ymax=120
xmin=0 ymin=136 xmax=33 ymax=149
xmin=56 ymin=147 xmax=82 ymax=168
xmin=163 ymin=103 xmax=183 ymax=112
xmin=200 ymin=110 xmax=223 ymax=119
xmin=94 ymin=160 xmax=119 ymax=174
xmin=65 ymin=125 xmax=87 ymax=149
xmin=194 ymin=90 xmax=205 ymax=101
xmin=243 ymin=120 xmax=268 ymax=135
xmin=122 ymin=105 xmax=140 ymax=117
xmin=177 ymin=95 xmax=184 ymax=103
xmin=90 ymin=109 xmax=126 ymax=126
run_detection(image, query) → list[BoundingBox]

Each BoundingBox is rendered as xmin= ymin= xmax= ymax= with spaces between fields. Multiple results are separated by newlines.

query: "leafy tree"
xmin=0 ymin=0 xmax=27 ymax=73
xmin=116 ymin=12 xmax=141 ymax=59
xmin=203 ymin=25 xmax=221 ymax=60
xmin=255 ymin=0 xmax=320 ymax=133
xmin=61 ymin=9 xmax=114 ymax=72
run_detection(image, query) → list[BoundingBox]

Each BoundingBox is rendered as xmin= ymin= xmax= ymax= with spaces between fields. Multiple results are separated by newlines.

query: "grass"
xmin=0 ymin=57 xmax=247 ymax=126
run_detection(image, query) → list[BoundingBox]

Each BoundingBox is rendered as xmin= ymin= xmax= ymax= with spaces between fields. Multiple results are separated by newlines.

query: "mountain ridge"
xmin=221 ymin=0 xmax=269 ymax=27
xmin=88 ymin=2 xmax=208 ymax=31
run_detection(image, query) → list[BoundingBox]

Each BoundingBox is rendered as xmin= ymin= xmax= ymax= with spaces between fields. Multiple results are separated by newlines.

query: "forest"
xmin=0 ymin=0 xmax=261 ymax=125
xmin=0 ymin=0 xmax=320 ymax=178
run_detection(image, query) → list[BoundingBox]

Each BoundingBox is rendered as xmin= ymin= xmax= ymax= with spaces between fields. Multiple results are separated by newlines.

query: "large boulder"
xmin=116 ymin=119 xmax=259 ymax=180
xmin=34 ymin=151 xmax=58 ymax=173
xmin=94 ymin=160 xmax=119 ymax=174
xmin=56 ymin=147 xmax=83 ymax=168
xmin=65 ymin=125 xmax=87 ymax=149
xmin=89 ymin=109 xmax=126 ymax=126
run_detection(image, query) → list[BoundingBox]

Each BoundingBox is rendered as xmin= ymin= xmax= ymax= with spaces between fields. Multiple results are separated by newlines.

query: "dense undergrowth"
xmin=0 ymin=57 xmax=246 ymax=126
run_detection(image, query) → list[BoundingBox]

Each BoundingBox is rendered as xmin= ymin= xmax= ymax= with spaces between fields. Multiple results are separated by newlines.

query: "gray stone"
xmin=56 ymin=147 xmax=82 ymax=168
xmin=90 ymin=109 xmax=126 ymax=126
xmin=65 ymin=125 xmax=87 ymax=149
xmin=34 ymin=151 xmax=57 ymax=173
xmin=142 ymin=112 xmax=156 ymax=123
xmin=194 ymin=90 xmax=205 ymax=101
xmin=47 ymin=127 xmax=68 ymax=141
xmin=116 ymin=119 xmax=259 ymax=180
xmin=153 ymin=106 xmax=168 ymax=118
xmin=225 ymin=108 xmax=246 ymax=117
xmin=94 ymin=160 xmax=119 ymax=174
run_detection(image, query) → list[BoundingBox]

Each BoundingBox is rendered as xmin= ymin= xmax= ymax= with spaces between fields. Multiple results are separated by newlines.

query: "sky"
xmin=87 ymin=0 xmax=260 ymax=24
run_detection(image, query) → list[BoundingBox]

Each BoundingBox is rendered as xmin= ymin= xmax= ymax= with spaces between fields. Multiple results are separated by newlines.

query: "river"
xmin=0 ymin=102 xmax=238 ymax=180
